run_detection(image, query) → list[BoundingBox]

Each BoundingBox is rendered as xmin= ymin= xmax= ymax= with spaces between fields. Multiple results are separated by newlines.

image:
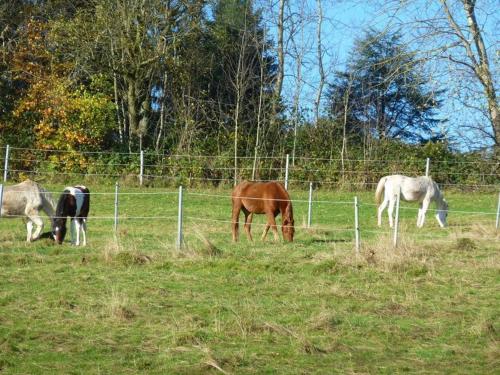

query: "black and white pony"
xmin=375 ymin=175 xmax=448 ymax=228
xmin=1 ymin=180 xmax=56 ymax=242
xmin=53 ymin=185 xmax=90 ymax=245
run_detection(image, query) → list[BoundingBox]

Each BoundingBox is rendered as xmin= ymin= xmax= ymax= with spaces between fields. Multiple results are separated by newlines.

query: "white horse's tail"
xmin=375 ymin=176 xmax=387 ymax=204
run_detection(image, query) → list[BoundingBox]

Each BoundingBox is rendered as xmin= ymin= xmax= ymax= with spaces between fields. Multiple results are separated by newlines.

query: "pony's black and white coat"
xmin=53 ymin=185 xmax=90 ymax=245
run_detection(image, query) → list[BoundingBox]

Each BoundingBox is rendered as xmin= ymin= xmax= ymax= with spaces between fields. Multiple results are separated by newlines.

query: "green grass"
xmin=0 ymin=185 xmax=499 ymax=374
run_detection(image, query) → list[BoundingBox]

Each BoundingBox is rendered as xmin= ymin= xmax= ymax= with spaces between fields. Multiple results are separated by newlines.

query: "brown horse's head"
xmin=282 ymin=203 xmax=295 ymax=242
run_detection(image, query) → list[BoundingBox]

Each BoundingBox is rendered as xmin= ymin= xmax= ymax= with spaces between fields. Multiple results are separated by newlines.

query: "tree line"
xmin=0 ymin=0 xmax=498 ymax=182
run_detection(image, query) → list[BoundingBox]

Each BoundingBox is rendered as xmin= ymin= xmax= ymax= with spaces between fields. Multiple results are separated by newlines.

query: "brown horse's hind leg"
xmin=232 ymin=201 xmax=241 ymax=242
xmin=243 ymin=210 xmax=253 ymax=241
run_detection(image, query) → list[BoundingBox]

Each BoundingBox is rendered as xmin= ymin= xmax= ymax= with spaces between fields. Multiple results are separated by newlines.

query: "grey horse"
xmin=1 ymin=180 xmax=56 ymax=241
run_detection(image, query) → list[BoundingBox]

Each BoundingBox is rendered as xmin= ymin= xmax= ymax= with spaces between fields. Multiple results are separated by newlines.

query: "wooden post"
xmin=393 ymin=187 xmax=401 ymax=247
xmin=3 ymin=145 xmax=10 ymax=182
xmin=425 ymin=157 xmax=430 ymax=177
xmin=114 ymin=182 xmax=119 ymax=234
xmin=139 ymin=150 xmax=144 ymax=186
xmin=177 ymin=185 xmax=183 ymax=249
xmin=284 ymin=153 xmax=289 ymax=190
xmin=307 ymin=182 xmax=313 ymax=228
xmin=354 ymin=196 xmax=360 ymax=253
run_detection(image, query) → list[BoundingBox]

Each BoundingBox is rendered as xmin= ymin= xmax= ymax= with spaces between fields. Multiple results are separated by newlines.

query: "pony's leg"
xmin=82 ymin=219 xmax=87 ymax=246
xmin=387 ymin=198 xmax=395 ymax=228
xmin=26 ymin=220 xmax=33 ymax=242
xmin=30 ymin=215 xmax=44 ymax=240
xmin=244 ymin=212 xmax=253 ymax=242
xmin=70 ymin=219 xmax=76 ymax=245
xmin=418 ymin=199 xmax=430 ymax=228
xmin=377 ymin=199 xmax=389 ymax=227
xmin=74 ymin=219 xmax=82 ymax=246
xmin=231 ymin=204 xmax=241 ymax=242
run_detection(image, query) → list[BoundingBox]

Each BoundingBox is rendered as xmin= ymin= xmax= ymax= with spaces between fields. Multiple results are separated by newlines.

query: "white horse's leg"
xmin=418 ymin=199 xmax=430 ymax=228
xmin=26 ymin=220 xmax=33 ymax=242
xmin=387 ymin=198 xmax=396 ymax=228
xmin=378 ymin=199 xmax=389 ymax=227
xmin=82 ymin=219 xmax=87 ymax=246
xmin=74 ymin=219 xmax=81 ymax=246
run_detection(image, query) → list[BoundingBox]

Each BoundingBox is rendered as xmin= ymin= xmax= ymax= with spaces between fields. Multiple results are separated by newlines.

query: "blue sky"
xmin=257 ymin=0 xmax=499 ymax=150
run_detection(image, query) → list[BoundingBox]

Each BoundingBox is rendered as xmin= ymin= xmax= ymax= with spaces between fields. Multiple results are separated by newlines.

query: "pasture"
xmin=0 ymin=184 xmax=499 ymax=374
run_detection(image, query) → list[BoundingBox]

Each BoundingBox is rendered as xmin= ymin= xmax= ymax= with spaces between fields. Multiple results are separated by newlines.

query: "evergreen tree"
xmin=327 ymin=29 xmax=444 ymax=143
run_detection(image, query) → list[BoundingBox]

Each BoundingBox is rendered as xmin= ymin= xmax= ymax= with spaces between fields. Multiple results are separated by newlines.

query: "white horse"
xmin=375 ymin=175 xmax=448 ymax=228
xmin=1 ymin=180 xmax=56 ymax=241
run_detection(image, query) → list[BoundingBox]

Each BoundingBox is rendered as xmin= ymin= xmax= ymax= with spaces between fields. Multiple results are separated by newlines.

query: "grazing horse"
xmin=232 ymin=181 xmax=294 ymax=242
xmin=0 ymin=180 xmax=56 ymax=242
xmin=375 ymin=175 xmax=448 ymax=228
xmin=53 ymin=185 xmax=90 ymax=245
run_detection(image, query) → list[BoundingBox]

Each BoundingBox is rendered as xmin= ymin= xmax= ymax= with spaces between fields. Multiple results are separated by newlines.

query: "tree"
xmin=380 ymin=0 xmax=498 ymax=149
xmin=326 ymin=29 xmax=444 ymax=143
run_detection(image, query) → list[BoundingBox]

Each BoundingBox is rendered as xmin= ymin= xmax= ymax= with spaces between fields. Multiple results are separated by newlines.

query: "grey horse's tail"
xmin=38 ymin=184 xmax=56 ymax=220
xmin=375 ymin=176 xmax=387 ymax=205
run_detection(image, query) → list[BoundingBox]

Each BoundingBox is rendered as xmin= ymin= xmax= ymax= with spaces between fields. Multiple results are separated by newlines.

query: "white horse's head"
xmin=435 ymin=199 xmax=448 ymax=228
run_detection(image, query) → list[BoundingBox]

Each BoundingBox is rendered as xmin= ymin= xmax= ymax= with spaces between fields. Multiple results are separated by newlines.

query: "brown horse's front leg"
xmin=261 ymin=223 xmax=270 ymax=241
xmin=244 ymin=212 xmax=253 ymax=241
xmin=232 ymin=203 xmax=241 ymax=242
xmin=263 ymin=212 xmax=279 ymax=242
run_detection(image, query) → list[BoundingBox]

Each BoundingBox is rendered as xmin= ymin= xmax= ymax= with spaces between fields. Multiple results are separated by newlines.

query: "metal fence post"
xmin=139 ymin=150 xmax=144 ymax=186
xmin=354 ymin=196 xmax=360 ymax=253
xmin=3 ymin=145 xmax=10 ymax=182
xmin=284 ymin=154 xmax=289 ymax=190
xmin=177 ymin=185 xmax=183 ymax=249
xmin=307 ymin=182 xmax=313 ymax=228
xmin=425 ymin=157 xmax=430 ymax=177
xmin=0 ymin=184 xmax=4 ymax=217
xmin=393 ymin=187 xmax=401 ymax=247
xmin=496 ymin=192 xmax=500 ymax=230
xmin=114 ymin=182 xmax=119 ymax=234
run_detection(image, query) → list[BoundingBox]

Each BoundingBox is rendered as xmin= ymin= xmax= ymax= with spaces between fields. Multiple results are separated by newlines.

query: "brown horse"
xmin=231 ymin=181 xmax=294 ymax=242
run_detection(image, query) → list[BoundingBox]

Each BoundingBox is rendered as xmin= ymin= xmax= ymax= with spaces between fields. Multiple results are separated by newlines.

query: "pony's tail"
xmin=375 ymin=177 xmax=387 ymax=205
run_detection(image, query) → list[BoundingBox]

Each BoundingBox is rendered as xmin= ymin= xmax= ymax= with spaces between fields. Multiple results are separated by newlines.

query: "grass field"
xmin=0 ymin=184 xmax=499 ymax=374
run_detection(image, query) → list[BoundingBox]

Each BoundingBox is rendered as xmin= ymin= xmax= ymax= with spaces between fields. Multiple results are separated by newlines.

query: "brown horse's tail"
xmin=375 ymin=176 xmax=387 ymax=205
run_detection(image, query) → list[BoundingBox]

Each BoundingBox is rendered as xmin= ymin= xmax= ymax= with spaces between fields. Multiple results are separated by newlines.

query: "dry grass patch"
xmin=104 ymin=289 xmax=136 ymax=321
xmin=348 ymin=235 xmax=436 ymax=275
xmin=101 ymin=238 xmax=153 ymax=265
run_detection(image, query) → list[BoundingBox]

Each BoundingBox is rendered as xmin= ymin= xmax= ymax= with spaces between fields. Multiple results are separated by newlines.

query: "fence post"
xmin=425 ymin=157 xmax=430 ymax=177
xmin=3 ymin=145 xmax=10 ymax=182
xmin=354 ymin=196 xmax=360 ymax=253
xmin=307 ymin=182 xmax=313 ymax=228
xmin=0 ymin=184 xmax=4 ymax=217
xmin=496 ymin=192 xmax=500 ymax=230
xmin=177 ymin=185 xmax=183 ymax=249
xmin=284 ymin=153 xmax=289 ymax=190
xmin=139 ymin=150 xmax=144 ymax=186
xmin=114 ymin=182 xmax=119 ymax=234
xmin=393 ymin=187 xmax=401 ymax=247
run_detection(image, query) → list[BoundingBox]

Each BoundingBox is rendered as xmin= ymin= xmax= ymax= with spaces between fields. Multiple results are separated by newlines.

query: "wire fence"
xmin=0 ymin=181 xmax=499 ymax=250
xmin=1 ymin=145 xmax=499 ymax=191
